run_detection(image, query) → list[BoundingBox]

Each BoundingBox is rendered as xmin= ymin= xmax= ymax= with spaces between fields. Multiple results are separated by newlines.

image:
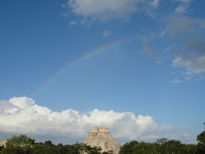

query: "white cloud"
xmin=70 ymin=20 xmax=77 ymax=25
xmin=103 ymin=30 xmax=111 ymax=37
xmin=160 ymin=16 xmax=205 ymax=76
xmin=170 ymin=78 xmax=183 ymax=84
xmin=150 ymin=0 xmax=159 ymax=8
xmin=68 ymin=0 xmax=139 ymax=20
xmin=174 ymin=0 xmax=192 ymax=14
xmin=66 ymin=0 xmax=160 ymax=21
xmin=173 ymin=56 xmax=205 ymax=74
xmin=141 ymin=45 xmax=161 ymax=59
xmin=164 ymin=16 xmax=194 ymax=40
xmin=134 ymin=15 xmax=205 ymax=80
xmin=0 ymin=96 xmax=193 ymax=144
xmin=156 ymin=61 xmax=161 ymax=64
xmin=175 ymin=4 xmax=189 ymax=14
xmin=175 ymin=0 xmax=191 ymax=4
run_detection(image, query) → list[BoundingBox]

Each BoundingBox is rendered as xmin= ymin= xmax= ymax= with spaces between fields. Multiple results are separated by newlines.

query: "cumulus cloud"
xmin=0 ymin=96 xmax=192 ymax=144
xmin=66 ymin=0 xmax=160 ymax=21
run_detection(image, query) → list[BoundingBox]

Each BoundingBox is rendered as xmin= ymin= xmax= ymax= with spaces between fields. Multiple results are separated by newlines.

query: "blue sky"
xmin=0 ymin=0 xmax=205 ymax=144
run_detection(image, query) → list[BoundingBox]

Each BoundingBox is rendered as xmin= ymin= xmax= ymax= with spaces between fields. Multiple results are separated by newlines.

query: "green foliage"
xmin=197 ymin=131 xmax=205 ymax=144
xmin=196 ymin=123 xmax=205 ymax=154
xmin=119 ymin=140 xmax=139 ymax=154
xmin=1 ymin=135 xmax=34 ymax=154
xmin=6 ymin=135 xmax=35 ymax=147
xmin=156 ymin=138 xmax=168 ymax=144
xmin=197 ymin=131 xmax=205 ymax=153
xmin=102 ymin=151 xmax=113 ymax=154
xmin=182 ymin=144 xmax=197 ymax=154
xmin=1 ymin=146 xmax=24 ymax=154
xmin=120 ymin=141 xmax=157 ymax=154
xmin=159 ymin=140 xmax=183 ymax=153
xmin=120 ymin=139 xmax=198 ymax=154
xmin=82 ymin=144 xmax=102 ymax=154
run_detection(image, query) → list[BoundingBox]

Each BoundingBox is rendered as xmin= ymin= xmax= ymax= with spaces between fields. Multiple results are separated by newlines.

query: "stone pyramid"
xmin=84 ymin=127 xmax=120 ymax=154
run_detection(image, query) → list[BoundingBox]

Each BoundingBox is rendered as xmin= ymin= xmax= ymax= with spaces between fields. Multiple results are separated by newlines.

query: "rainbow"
xmin=32 ymin=37 xmax=133 ymax=97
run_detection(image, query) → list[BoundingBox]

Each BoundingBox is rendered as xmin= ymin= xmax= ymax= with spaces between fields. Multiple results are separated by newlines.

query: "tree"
xmin=156 ymin=138 xmax=168 ymax=145
xmin=32 ymin=143 xmax=48 ymax=154
xmin=5 ymin=135 xmax=35 ymax=147
xmin=1 ymin=135 xmax=35 ymax=154
xmin=133 ymin=142 xmax=155 ymax=153
xmin=183 ymin=144 xmax=197 ymax=154
xmin=0 ymin=146 xmax=24 ymax=154
xmin=82 ymin=144 xmax=102 ymax=154
xmin=119 ymin=140 xmax=139 ymax=154
xmin=197 ymin=123 xmax=205 ymax=154
xmin=197 ymin=131 xmax=205 ymax=144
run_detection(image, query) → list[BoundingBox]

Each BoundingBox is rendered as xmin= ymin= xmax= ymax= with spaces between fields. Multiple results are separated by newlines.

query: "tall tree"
xmin=197 ymin=123 xmax=205 ymax=154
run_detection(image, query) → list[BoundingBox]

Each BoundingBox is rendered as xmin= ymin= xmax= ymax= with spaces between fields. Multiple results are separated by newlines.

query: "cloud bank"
xmin=0 ymin=97 xmax=195 ymax=144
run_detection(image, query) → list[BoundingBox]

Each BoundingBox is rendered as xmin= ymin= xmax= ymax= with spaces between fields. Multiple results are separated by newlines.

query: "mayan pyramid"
xmin=84 ymin=127 xmax=120 ymax=154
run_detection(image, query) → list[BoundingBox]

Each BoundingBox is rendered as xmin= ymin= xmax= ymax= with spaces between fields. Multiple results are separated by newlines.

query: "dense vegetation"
xmin=0 ymin=135 xmax=111 ymax=154
xmin=1 ymin=124 xmax=205 ymax=154
xmin=120 ymin=123 xmax=205 ymax=154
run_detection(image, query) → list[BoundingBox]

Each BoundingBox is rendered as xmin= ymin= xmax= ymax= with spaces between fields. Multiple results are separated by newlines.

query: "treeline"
xmin=120 ymin=139 xmax=200 ymax=154
xmin=0 ymin=135 xmax=112 ymax=154
xmin=0 ymin=125 xmax=205 ymax=154
xmin=0 ymin=135 xmax=108 ymax=154
xmin=120 ymin=124 xmax=205 ymax=154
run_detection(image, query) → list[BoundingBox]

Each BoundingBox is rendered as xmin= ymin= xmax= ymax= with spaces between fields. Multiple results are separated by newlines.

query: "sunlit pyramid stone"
xmin=84 ymin=127 xmax=120 ymax=154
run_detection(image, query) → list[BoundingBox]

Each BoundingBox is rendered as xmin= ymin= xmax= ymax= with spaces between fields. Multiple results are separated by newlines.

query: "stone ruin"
xmin=84 ymin=127 xmax=120 ymax=154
